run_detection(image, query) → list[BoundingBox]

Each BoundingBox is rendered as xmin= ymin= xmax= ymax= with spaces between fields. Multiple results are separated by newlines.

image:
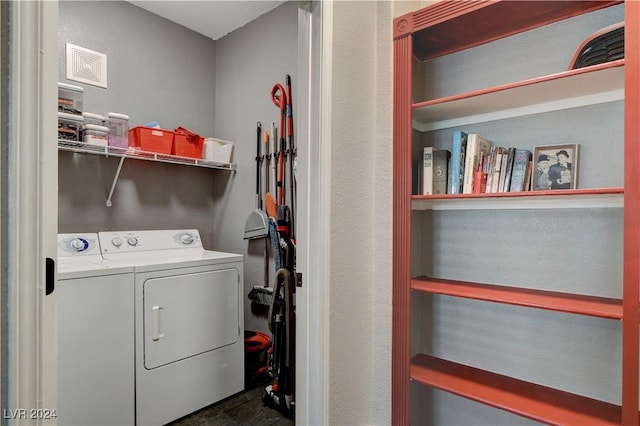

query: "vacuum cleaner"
xmin=262 ymin=75 xmax=297 ymax=419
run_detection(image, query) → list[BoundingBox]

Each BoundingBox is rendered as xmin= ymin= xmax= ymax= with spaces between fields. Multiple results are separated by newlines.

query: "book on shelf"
xmin=462 ymin=133 xmax=492 ymax=194
xmin=488 ymin=146 xmax=504 ymax=193
xmin=524 ymin=160 xmax=533 ymax=191
xmin=509 ymin=149 xmax=532 ymax=192
xmin=484 ymin=145 xmax=495 ymax=192
xmin=447 ymin=155 xmax=453 ymax=195
xmin=450 ymin=130 xmax=468 ymax=194
xmin=501 ymin=147 xmax=516 ymax=192
xmin=497 ymin=152 xmax=509 ymax=192
xmin=433 ymin=149 xmax=451 ymax=195
xmin=422 ymin=146 xmax=434 ymax=195
xmin=412 ymin=157 xmax=421 ymax=195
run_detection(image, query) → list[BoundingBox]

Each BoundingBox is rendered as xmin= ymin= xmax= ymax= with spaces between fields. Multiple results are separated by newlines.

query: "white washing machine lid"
xmin=57 ymin=257 xmax=134 ymax=279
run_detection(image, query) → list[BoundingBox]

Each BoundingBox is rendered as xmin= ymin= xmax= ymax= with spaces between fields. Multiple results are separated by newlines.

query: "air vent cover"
xmin=66 ymin=43 xmax=107 ymax=88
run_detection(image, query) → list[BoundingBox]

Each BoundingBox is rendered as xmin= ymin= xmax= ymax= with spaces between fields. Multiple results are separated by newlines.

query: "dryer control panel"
xmin=98 ymin=229 xmax=202 ymax=253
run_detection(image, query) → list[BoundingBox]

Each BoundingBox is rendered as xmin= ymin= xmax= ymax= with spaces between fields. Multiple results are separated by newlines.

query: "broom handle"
xmin=256 ymin=122 xmax=262 ymax=209
xmin=264 ymin=130 xmax=270 ymax=208
xmin=264 ymin=238 xmax=269 ymax=288
xmin=286 ymin=75 xmax=295 ymax=239
xmin=271 ymin=122 xmax=277 ymax=196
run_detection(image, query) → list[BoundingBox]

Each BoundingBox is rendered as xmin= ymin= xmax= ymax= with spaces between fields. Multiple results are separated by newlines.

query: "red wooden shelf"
xmin=413 ymin=187 xmax=623 ymax=200
xmin=412 ymin=277 xmax=623 ymax=320
xmin=412 ymin=60 xmax=624 ymax=130
xmin=393 ymin=1 xmax=640 ymax=424
xmin=411 ymin=353 xmax=623 ymax=426
xmin=412 ymin=187 xmax=624 ymax=210
xmin=404 ymin=1 xmax=622 ymax=61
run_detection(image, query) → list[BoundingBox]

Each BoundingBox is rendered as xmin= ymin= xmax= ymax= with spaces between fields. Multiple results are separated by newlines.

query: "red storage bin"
xmin=244 ymin=330 xmax=271 ymax=386
xmin=173 ymin=126 xmax=205 ymax=158
xmin=129 ymin=126 xmax=173 ymax=154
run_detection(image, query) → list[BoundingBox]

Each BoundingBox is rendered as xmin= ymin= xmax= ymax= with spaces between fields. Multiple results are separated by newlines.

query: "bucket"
xmin=244 ymin=330 xmax=271 ymax=387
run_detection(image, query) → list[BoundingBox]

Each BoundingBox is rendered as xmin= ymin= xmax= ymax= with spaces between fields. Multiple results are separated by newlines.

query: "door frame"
xmin=5 ymin=1 xmax=58 ymax=423
xmin=5 ymin=2 xmax=332 ymax=425
xmin=296 ymin=1 xmax=331 ymax=424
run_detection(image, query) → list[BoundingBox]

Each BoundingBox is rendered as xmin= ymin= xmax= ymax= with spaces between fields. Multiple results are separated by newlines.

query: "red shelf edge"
xmin=411 ymin=353 xmax=622 ymax=426
xmin=412 ymin=277 xmax=623 ymax=320
xmin=412 ymin=187 xmax=624 ymax=201
xmin=409 ymin=1 xmax=622 ymax=61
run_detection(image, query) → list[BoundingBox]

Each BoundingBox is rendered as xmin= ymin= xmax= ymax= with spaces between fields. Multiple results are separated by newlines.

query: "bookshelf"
xmin=392 ymin=1 xmax=639 ymax=425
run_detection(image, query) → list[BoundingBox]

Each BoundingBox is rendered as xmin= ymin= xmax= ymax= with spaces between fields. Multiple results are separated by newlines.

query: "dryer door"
xmin=143 ymin=268 xmax=240 ymax=369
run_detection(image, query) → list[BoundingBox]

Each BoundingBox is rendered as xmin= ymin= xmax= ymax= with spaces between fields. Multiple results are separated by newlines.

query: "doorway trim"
xmin=6 ymin=0 xmax=58 ymax=421
xmin=296 ymin=1 xmax=331 ymax=424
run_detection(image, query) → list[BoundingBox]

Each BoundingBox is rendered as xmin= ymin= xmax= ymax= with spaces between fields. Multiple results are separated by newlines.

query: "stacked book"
xmin=415 ymin=130 xmax=532 ymax=195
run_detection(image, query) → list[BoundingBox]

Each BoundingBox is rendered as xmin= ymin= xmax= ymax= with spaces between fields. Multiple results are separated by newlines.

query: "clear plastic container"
xmin=83 ymin=124 xmax=109 ymax=147
xmin=58 ymin=112 xmax=84 ymax=145
xmin=106 ymin=112 xmax=129 ymax=149
xmin=58 ymin=82 xmax=84 ymax=115
xmin=82 ymin=112 xmax=105 ymax=127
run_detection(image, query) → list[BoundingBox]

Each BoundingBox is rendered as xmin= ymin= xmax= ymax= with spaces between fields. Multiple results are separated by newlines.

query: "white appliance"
xmin=98 ymin=229 xmax=244 ymax=426
xmin=57 ymin=233 xmax=135 ymax=426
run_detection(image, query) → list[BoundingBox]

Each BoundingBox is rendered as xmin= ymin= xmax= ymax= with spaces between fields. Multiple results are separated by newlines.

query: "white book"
xmin=422 ymin=146 xmax=434 ymax=195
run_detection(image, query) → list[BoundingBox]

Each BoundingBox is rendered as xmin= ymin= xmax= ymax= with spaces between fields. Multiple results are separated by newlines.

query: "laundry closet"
xmin=56 ymin=0 xmax=300 ymax=424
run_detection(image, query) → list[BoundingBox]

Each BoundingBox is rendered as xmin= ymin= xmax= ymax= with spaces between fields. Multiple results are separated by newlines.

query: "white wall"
xmin=328 ymin=3 xmax=377 ymax=422
xmin=325 ymin=1 xmax=419 ymax=424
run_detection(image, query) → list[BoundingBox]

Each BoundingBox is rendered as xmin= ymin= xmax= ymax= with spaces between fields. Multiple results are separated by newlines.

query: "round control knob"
xmin=127 ymin=237 xmax=139 ymax=247
xmin=111 ymin=237 xmax=123 ymax=248
xmin=70 ymin=238 xmax=86 ymax=252
xmin=181 ymin=233 xmax=194 ymax=245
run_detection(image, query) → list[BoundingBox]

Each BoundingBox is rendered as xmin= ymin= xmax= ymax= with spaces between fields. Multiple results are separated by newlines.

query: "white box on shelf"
xmin=204 ymin=138 xmax=234 ymax=164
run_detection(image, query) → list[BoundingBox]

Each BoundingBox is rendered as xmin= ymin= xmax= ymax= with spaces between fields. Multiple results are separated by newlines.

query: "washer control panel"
xmin=98 ymin=229 xmax=203 ymax=254
xmin=57 ymin=233 xmax=101 ymax=257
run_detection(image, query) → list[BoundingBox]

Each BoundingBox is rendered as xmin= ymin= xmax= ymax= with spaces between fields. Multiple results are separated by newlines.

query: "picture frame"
xmin=532 ymin=144 xmax=579 ymax=191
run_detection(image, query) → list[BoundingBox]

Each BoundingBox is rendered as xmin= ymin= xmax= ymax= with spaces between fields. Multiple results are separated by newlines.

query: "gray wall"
xmin=211 ymin=1 xmax=300 ymax=333
xmin=58 ymin=1 xmax=299 ymax=334
xmin=58 ymin=0 xmax=219 ymax=238
xmin=59 ymin=1 xmax=217 ymax=132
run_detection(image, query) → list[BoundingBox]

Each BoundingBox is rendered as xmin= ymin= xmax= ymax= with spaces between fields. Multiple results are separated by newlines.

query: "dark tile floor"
xmin=167 ymin=381 xmax=294 ymax=426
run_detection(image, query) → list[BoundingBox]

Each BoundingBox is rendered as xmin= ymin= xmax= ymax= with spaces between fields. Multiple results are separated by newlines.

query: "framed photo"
xmin=532 ymin=144 xmax=579 ymax=191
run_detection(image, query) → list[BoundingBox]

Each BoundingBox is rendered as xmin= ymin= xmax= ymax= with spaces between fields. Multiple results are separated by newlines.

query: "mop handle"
xmin=271 ymin=122 xmax=277 ymax=196
xmin=256 ymin=122 xmax=262 ymax=209
xmin=271 ymin=83 xmax=286 ymax=205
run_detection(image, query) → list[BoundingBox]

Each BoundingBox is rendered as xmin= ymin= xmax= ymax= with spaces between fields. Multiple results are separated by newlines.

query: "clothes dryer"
xmin=98 ymin=229 xmax=244 ymax=426
xmin=57 ymin=233 xmax=135 ymax=426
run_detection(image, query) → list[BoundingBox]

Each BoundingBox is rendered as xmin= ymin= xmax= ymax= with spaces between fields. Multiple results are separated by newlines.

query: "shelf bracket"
xmin=106 ymin=156 xmax=126 ymax=207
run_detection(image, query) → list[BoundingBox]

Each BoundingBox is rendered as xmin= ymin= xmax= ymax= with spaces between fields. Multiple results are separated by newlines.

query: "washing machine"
xmin=98 ymin=229 xmax=244 ymax=426
xmin=57 ymin=233 xmax=135 ymax=426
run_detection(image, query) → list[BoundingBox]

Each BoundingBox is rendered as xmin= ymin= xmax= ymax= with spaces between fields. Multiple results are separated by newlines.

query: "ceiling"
xmin=127 ymin=1 xmax=286 ymax=40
